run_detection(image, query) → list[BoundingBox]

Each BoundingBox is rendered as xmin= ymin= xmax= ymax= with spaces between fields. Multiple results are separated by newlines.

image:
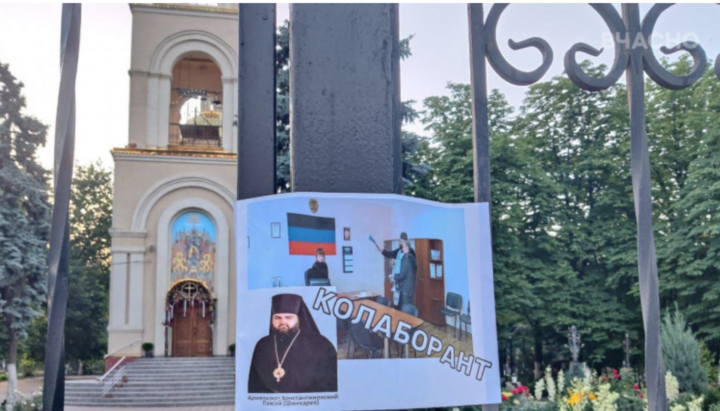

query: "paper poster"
xmin=235 ymin=193 xmax=501 ymax=410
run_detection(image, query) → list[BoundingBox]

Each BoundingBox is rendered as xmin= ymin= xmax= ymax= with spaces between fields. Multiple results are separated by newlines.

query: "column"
xmin=145 ymin=74 xmax=160 ymax=148
xmin=156 ymin=74 xmax=173 ymax=148
xmin=127 ymin=251 xmax=145 ymax=329
xmin=222 ymin=77 xmax=236 ymax=153
xmin=108 ymin=252 xmax=129 ymax=328
xmin=289 ymin=4 xmax=401 ymax=192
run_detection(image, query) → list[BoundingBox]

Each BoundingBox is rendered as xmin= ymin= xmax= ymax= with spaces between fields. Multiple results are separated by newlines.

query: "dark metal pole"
xmin=622 ymin=4 xmax=667 ymax=411
xmin=468 ymin=4 xmax=491 ymax=204
xmin=44 ymin=4 xmax=81 ymax=410
xmin=288 ymin=7 xmax=401 ymax=411
xmin=289 ymin=4 xmax=400 ymax=193
xmin=469 ymin=6 xmax=499 ymax=411
xmin=238 ymin=4 xmax=277 ymax=200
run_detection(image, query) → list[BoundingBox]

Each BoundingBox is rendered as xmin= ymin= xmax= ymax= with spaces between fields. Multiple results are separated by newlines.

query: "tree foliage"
xmin=651 ymin=59 xmax=720 ymax=349
xmin=661 ymin=306 xmax=708 ymax=394
xmin=66 ymin=162 xmax=112 ymax=364
xmin=0 ymin=61 xmax=51 ymax=401
xmin=23 ymin=162 xmax=113 ymax=371
xmin=410 ymin=57 xmax=720 ymax=378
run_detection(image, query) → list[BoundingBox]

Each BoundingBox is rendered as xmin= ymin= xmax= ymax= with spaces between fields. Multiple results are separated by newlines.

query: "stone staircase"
xmin=65 ymin=357 xmax=235 ymax=407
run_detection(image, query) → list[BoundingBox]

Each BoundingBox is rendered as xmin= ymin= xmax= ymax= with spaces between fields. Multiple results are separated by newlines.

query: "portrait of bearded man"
xmin=248 ymin=293 xmax=338 ymax=393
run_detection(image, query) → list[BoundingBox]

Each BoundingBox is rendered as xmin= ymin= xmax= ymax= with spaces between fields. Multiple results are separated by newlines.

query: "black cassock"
xmin=248 ymin=331 xmax=338 ymax=393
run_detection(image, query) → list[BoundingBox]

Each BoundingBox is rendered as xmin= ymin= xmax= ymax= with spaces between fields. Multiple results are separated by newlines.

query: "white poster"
xmin=235 ymin=193 xmax=501 ymax=410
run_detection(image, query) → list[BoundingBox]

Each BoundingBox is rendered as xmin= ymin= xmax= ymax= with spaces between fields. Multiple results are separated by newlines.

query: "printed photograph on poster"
xmin=243 ymin=196 xmax=474 ymax=359
xmin=248 ymin=291 xmax=337 ymax=394
xmin=236 ymin=193 xmax=501 ymax=411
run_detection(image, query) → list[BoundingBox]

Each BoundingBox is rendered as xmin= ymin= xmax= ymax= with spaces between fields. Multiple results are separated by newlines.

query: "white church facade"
xmin=107 ymin=3 xmax=240 ymax=363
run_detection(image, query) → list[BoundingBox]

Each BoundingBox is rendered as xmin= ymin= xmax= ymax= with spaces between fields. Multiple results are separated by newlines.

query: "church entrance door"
xmin=168 ymin=280 xmax=213 ymax=357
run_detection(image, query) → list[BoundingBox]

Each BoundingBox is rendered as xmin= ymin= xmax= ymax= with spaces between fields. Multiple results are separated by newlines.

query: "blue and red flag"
xmin=287 ymin=213 xmax=336 ymax=255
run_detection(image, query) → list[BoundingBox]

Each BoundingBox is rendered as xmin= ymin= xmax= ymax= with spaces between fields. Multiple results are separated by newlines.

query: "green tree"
xmin=417 ymin=65 xmax=647 ymax=377
xmin=275 ymin=20 xmax=291 ymax=192
xmin=22 ymin=162 xmax=113 ymax=374
xmin=66 ymin=162 xmax=112 ymax=371
xmin=419 ymin=83 xmax=572 ymax=378
xmin=652 ymin=60 xmax=720 ymax=352
xmin=513 ymin=64 xmax=642 ymax=369
xmin=0 ymin=62 xmax=51 ymax=405
xmin=661 ymin=306 xmax=708 ymax=394
xmin=419 ymin=83 xmax=475 ymax=203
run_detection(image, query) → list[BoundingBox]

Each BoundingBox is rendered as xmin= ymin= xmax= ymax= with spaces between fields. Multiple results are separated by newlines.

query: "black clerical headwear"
xmin=270 ymin=293 xmax=320 ymax=335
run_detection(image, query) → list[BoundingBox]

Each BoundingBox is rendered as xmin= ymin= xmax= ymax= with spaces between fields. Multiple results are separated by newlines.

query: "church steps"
xmin=64 ymin=357 xmax=236 ymax=407
xmin=124 ymin=369 xmax=235 ymax=375
xmin=63 ymin=398 xmax=236 ymax=407
xmin=65 ymin=391 xmax=235 ymax=400
xmin=65 ymin=381 xmax=234 ymax=393
xmin=123 ymin=369 xmax=235 ymax=375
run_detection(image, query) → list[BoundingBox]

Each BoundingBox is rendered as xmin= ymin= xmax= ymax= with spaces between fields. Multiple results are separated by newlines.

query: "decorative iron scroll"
xmin=483 ymin=3 xmax=720 ymax=90
xmin=468 ymin=4 xmax=720 ymax=411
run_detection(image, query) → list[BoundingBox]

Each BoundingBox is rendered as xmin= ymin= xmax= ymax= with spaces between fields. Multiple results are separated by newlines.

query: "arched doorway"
xmin=166 ymin=279 xmax=214 ymax=357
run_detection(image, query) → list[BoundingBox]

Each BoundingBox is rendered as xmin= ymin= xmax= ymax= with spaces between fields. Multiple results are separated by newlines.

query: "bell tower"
xmin=107 ymin=3 xmax=239 ymax=362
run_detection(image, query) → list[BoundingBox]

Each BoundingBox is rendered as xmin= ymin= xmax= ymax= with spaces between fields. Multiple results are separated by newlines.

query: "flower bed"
xmin=500 ymin=367 xmax=717 ymax=411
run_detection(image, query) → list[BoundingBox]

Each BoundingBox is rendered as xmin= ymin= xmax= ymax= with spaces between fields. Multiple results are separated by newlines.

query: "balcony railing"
xmin=169 ymin=123 xmax=222 ymax=148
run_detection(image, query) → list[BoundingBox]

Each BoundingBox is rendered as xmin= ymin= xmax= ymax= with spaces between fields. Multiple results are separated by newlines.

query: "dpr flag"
xmin=287 ymin=213 xmax=336 ymax=255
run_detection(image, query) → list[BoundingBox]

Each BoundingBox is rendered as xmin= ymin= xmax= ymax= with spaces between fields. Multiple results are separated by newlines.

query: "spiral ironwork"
xmin=641 ymin=3 xmax=707 ymax=90
xmin=484 ymin=3 xmax=717 ymax=90
xmin=564 ymin=4 xmax=628 ymax=91
xmin=485 ymin=4 xmax=553 ymax=86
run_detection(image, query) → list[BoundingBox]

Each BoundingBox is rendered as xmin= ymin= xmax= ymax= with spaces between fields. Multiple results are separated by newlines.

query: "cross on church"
xmin=181 ymin=282 xmax=199 ymax=300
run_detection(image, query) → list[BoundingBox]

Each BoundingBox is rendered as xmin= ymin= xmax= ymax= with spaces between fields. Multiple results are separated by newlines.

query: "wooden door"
xmin=173 ymin=303 xmax=213 ymax=357
xmin=194 ymin=313 xmax=212 ymax=357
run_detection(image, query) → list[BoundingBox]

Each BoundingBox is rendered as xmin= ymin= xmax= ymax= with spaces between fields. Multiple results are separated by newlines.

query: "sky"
xmin=0 ymin=3 xmax=719 ymax=172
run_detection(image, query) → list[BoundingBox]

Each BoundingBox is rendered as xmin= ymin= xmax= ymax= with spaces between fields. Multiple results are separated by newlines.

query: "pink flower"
xmin=639 ymin=394 xmax=645 ymax=399
xmin=633 ymin=384 xmax=640 ymax=390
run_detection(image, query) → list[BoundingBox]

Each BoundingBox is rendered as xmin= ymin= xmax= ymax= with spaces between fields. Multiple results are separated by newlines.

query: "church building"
xmin=107 ymin=3 xmax=240 ymax=363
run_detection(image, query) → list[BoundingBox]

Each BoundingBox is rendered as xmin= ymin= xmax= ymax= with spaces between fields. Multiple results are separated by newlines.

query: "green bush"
xmin=0 ymin=373 xmax=7 ymax=381
xmin=704 ymin=385 xmax=720 ymax=411
xmin=661 ymin=306 xmax=708 ymax=394
xmin=699 ymin=340 xmax=718 ymax=385
xmin=86 ymin=358 xmax=106 ymax=375
xmin=20 ymin=356 xmax=39 ymax=378
xmin=141 ymin=342 xmax=154 ymax=352
xmin=11 ymin=390 xmax=42 ymax=411
xmin=617 ymin=394 xmax=646 ymax=411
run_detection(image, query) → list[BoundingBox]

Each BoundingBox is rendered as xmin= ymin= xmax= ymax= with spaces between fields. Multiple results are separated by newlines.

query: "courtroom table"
xmin=336 ymin=290 xmax=381 ymax=301
xmin=349 ymin=299 xmax=424 ymax=358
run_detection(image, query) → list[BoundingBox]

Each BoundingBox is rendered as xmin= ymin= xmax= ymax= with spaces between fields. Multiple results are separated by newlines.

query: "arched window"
xmin=170 ymin=211 xmax=218 ymax=292
xmin=169 ymin=52 xmax=223 ymax=147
